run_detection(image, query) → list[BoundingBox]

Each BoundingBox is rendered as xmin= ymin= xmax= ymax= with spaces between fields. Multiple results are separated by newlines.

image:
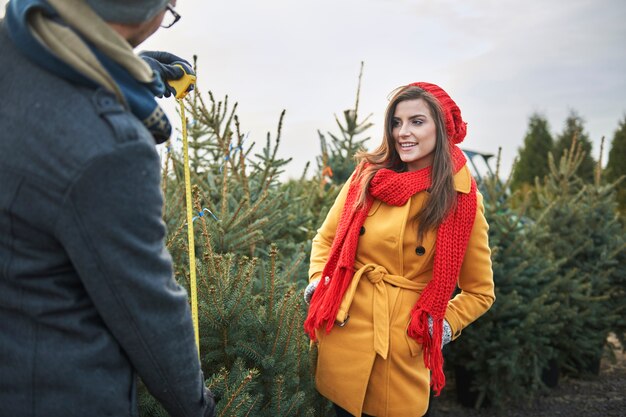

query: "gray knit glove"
xmin=428 ymin=315 xmax=453 ymax=346
xmin=304 ymin=278 xmax=320 ymax=305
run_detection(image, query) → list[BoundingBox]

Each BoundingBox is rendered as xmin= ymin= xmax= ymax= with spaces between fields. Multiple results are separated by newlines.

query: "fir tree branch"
xmin=218 ymin=370 xmax=256 ymax=417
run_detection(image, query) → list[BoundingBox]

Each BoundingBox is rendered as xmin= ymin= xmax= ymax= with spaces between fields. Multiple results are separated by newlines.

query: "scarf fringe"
xmin=304 ymin=267 xmax=353 ymax=340
xmin=408 ymin=309 xmax=446 ymax=396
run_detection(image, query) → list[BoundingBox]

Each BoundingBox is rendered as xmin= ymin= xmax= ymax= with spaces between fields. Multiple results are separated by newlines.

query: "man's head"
xmin=85 ymin=0 xmax=170 ymax=24
xmin=85 ymin=0 xmax=175 ymax=47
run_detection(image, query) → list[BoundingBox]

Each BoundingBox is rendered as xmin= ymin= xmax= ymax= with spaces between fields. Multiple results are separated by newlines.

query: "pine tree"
xmin=139 ymin=77 xmax=332 ymax=415
xmin=448 ymin=143 xmax=626 ymax=408
xmin=553 ymin=111 xmax=596 ymax=182
xmin=530 ymin=140 xmax=625 ymax=376
xmin=195 ymin=246 xmax=317 ymax=417
xmin=162 ymin=91 xmax=314 ymax=263
xmin=317 ymin=62 xmax=373 ymax=185
xmin=446 ymin=151 xmax=564 ymax=409
xmin=510 ymin=113 xmax=553 ymax=191
xmin=610 ymin=243 xmax=626 ymax=348
xmin=139 ymin=246 xmax=318 ymax=417
xmin=137 ymin=57 xmax=384 ymax=414
xmin=605 ymin=116 xmax=626 ymax=216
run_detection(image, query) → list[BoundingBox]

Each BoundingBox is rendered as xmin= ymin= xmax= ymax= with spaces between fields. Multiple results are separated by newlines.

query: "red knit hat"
xmin=409 ymin=82 xmax=467 ymax=145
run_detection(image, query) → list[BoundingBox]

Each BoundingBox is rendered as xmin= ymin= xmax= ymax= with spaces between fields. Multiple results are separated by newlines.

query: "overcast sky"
xmin=3 ymin=0 xmax=624 ymax=179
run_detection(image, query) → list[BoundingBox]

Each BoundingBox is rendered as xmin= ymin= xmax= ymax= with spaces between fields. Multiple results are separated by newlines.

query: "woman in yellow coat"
xmin=304 ymin=82 xmax=495 ymax=417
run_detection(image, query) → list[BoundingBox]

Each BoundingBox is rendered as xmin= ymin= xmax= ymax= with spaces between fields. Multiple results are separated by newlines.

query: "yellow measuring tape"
xmin=179 ymin=99 xmax=200 ymax=353
xmin=170 ymin=64 xmax=200 ymax=353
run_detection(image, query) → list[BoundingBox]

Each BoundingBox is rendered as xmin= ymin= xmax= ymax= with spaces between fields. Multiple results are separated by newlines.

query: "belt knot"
xmin=364 ymin=265 xmax=387 ymax=284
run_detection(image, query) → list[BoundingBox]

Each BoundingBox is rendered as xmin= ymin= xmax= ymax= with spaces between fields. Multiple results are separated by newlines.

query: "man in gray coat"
xmin=0 ymin=0 xmax=215 ymax=416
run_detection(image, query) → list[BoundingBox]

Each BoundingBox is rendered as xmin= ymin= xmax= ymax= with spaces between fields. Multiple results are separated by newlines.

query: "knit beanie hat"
xmin=409 ymin=82 xmax=467 ymax=145
xmin=84 ymin=0 xmax=170 ymax=24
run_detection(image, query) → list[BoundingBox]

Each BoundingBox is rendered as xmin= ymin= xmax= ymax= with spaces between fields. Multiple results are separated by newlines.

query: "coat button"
xmin=360 ymin=226 xmax=366 ymax=236
xmin=415 ymin=246 xmax=426 ymax=256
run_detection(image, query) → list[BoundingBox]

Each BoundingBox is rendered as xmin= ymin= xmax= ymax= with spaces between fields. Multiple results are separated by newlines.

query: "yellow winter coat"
xmin=308 ymin=165 xmax=495 ymax=417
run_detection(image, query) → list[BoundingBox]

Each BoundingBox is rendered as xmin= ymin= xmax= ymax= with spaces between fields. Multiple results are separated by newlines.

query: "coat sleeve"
xmin=55 ymin=141 xmax=214 ymax=417
xmin=308 ymin=173 xmax=355 ymax=283
xmin=444 ymin=191 xmax=495 ymax=340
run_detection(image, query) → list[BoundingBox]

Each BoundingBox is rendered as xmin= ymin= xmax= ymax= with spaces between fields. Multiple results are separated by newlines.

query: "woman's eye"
xmin=412 ymin=119 xmax=423 ymax=125
xmin=392 ymin=120 xmax=401 ymax=128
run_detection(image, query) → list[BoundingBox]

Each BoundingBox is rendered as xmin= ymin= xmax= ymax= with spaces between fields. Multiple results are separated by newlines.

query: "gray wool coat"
xmin=0 ymin=21 xmax=214 ymax=417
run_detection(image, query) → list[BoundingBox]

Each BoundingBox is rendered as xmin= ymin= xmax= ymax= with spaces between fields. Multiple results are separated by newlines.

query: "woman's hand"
xmin=304 ymin=278 xmax=320 ymax=305
xmin=428 ymin=315 xmax=452 ymax=346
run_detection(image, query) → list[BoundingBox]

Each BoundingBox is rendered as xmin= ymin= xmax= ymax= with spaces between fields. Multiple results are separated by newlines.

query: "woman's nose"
xmin=399 ymin=122 xmax=411 ymax=137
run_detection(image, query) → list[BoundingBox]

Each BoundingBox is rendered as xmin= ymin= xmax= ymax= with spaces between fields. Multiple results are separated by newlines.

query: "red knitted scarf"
xmin=304 ymin=146 xmax=477 ymax=395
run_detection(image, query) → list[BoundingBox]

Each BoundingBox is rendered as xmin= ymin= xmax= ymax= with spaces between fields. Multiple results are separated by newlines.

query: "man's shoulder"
xmin=0 ymin=22 xmax=156 ymax=187
xmin=1 ymin=22 xmax=119 ymax=140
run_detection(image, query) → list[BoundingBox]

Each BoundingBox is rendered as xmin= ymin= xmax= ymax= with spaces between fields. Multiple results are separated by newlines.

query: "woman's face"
xmin=391 ymin=98 xmax=438 ymax=171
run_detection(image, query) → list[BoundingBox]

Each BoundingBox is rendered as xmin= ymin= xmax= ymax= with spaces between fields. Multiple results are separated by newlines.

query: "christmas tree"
xmin=446 ymin=150 xmax=564 ymax=409
xmin=140 ymin=80 xmax=324 ymax=415
xmin=553 ymin=111 xmax=596 ymax=182
xmin=510 ymin=113 xmax=553 ymax=191
xmin=605 ymin=116 xmax=626 ymax=216
xmin=316 ymin=62 xmax=373 ymax=185
xmin=529 ymin=140 xmax=624 ymax=376
xmin=139 ymin=61 xmax=376 ymax=416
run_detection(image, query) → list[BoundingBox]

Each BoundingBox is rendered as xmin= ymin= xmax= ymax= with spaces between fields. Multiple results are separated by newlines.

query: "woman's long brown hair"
xmin=354 ymin=85 xmax=457 ymax=242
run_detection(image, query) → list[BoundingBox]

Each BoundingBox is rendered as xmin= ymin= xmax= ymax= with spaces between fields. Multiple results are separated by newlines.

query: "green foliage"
xmin=447 ymin=141 xmax=625 ymax=409
xmin=553 ymin=111 xmax=596 ymax=182
xmin=162 ymin=92 xmax=311 ymax=264
xmin=206 ymin=359 xmax=261 ymax=415
xmin=447 ymin=150 xmax=564 ymax=409
xmin=511 ymin=113 xmax=554 ymax=191
xmin=188 ymin=246 xmax=315 ymax=417
xmin=529 ymin=141 xmax=625 ymax=376
xmin=610 ymin=245 xmax=626 ymax=347
xmin=605 ymin=116 xmax=626 ymax=216
xmin=138 ymin=380 xmax=168 ymax=417
xmin=139 ymin=70 xmax=361 ymax=415
xmin=317 ymin=62 xmax=373 ymax=186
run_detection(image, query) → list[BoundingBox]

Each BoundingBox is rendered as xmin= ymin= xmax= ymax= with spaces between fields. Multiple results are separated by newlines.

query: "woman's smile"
xmin=392 ymin=99 xmax=437 ymax=171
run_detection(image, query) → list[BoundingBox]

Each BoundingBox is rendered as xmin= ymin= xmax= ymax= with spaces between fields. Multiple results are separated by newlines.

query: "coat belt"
xmin=335 ymin=263 xmax=427 ymax=360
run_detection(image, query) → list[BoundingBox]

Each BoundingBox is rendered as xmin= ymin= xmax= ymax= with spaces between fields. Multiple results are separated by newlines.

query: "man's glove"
xmin=139 ymin=51 xmax=195 ymax=98
xmin=304 ymin=278 xmax=320 ymax=305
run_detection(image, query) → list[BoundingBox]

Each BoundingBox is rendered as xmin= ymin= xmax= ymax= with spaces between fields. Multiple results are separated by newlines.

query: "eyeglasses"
xmin=161 ymin=4 xmax=181 ymax=28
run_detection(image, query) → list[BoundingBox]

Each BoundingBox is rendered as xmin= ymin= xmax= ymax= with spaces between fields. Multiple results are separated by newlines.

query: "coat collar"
xmin=453 ymin=165 xmax=472 ymax=194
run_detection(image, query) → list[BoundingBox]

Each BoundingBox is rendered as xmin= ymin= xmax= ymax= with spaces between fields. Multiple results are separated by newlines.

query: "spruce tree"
xmin=605 ymin=116 xmax=626 ymax=216
xmin=317 ymin=62 xmax=373 ymax=185
xmin=138 ymin=60 xmax=384 ymax=415
xmin=530 ymin=141 xmax=624 ymax=376
xmin=553 ymin=111 xmax=596 ymax=182
xmin=446 ymin=151 xmax=564 ymax=409
xmin=611 ymin=242 xmax=626 ymax=348
xmin=163 ymin=90 xmax=314 ymax=263
xmin=139 ymin=80 xmax=330 ymax=415
xmin=510 ymin=113 xmax=553 ymax=191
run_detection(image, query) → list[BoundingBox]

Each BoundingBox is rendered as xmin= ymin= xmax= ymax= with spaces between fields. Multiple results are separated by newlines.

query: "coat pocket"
xmin=405 ymin=324 xmax=423 ymax=357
